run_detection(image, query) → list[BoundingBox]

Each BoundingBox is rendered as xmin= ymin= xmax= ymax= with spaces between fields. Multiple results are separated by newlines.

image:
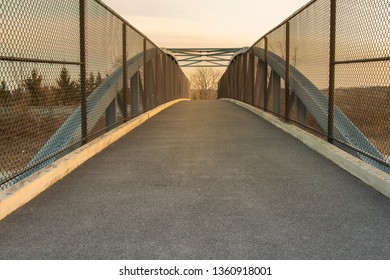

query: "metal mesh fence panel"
xmin=265 ymin=65 xmax=272 ymax=111
xmin=245 ymin=53 xmax=255 ymax=106
xmin=267 ymin=25 xmax=286 ymax=118
xmin=334 ymin=0 xmax=390 ymax=169
xmin=0 ymin=0 xmax=80 ymax=62
xmin=0 ymin=0 xmax=189 ymax=190
xmin=156 ymin=49 xmax=165 ymax=106
xmin=126 ymin=26 xmax=144 ymax=118
xmin=253 ymin=39 xmax=266 ymax=109
xmin=243 ymin=53 xmax=250 ymax=104
xmin=238 ymin=55 xmax=244 ymax=102
xmin=335 ymin=0 xmax=390 ymax=62
xmin=219 ymin=0 xmax=389 ymax=173
xmin=289 ymin=0 xmax=330 ymax=135
xmin=85 ymin=0 xmax=123 ymax=140
xmin=0 ymin=1 xmax=81 ymax=189
xmin=252 ymin=56 xmax=260 ymax=107
xmin=144 ymin=40 xmax=157 ymax=111
xmin=229 ymin=57 xmax=238 ymax=100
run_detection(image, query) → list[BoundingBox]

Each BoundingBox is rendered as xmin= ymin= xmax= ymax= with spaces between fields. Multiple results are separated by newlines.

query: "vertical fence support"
xmin=237 ymin=58 xmax=240 ymax=101
xmin=230 ymin=64 xmax=234 ymax=99
xmin=105 ymin=98 xmax=116 ymax=131
xmin=146 ymin=60 xmax=153 ymax=109
xmin=122 ymin=23 xmax=128 ymax=122
xmin=79 ymin=0 xmax=87 ymax=145
xmin=257 ymin=58 xmax=266 ymax=109
xmin=297 ymin=97 xmax=307 ymax=124
xmin=155 ymin=48 xmax=159 ymax=106
xmin=272 ymin=71 xmax=281 ymax=115
xmin=162 ymin=55 xmax=167 ymax=103
xmin=328 ymin=0 xmax=336 ymax=144
xmin=229 ymin=61 xmax=233 ymax=99
xmin=243 ymin=53 xmax=248 ymax=102
xmin=264 ymin=37 xmax=268 ymax=111
xmin=251 ymin=52 xmax=255 ymax=106
xmin=285 ymin=21 xmax=290 ymax=122
xmin=143 ymin=38 xmax=147 ymax=112
xmin=237 ymin=56 xmax=241 ymax=101
xmin=242 ymin=55 xmax=246 ymax=101
xmin=234 ymin=59 xmax=238 ymax=100
xmin=227 ymin=70 xmax=230 ymax=99
xmin=170 ymin=58 xmax=174 ymax=100
xmin=167 ymin=58 xmax=170 ymax=101
xmin=130 ymin=72 xmax=139 ymax=117
xmin=156 ymin=49 xmax=163 ymax=106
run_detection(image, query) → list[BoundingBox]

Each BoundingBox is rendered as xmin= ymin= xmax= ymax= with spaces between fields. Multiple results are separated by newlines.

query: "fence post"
xmin=143 ymin=38 xmax=147 ymax=112
xmin=272 ymin=71 xmax=281 ymax=115
xmin=130 ymin=72 xmax=139 ymax=117
xmin=237 ymin=56 xmax=241 ymax=101
xmin=251 ymin=51 xmax=255 ymax=106
xmin=285 ymin=22 xmax=290 ymax=122
xmin=297 ymin=97 xmax=307 ymax=124
xmin=264 ymin=37 xmax=268 ymax=111
xmin=328 ymin=0 xmax=336 ymax=143
xmin=79 ymin=0 xmax=87 ymax=145
xmin=243 ymin=53 xmax=248 ymax=102
xmin=229 ymin=64 xmax=234 ymax=99
xmin=162 ymin=55 xmax=167 ymax=103
xmin=122 ymin=22 xmax=128 ymax=122
xmin=171 ymin=58 xmax=174 ymax=101
xmin=105 ymin=99 xmax=116 ymax=131
xmin=153 ymin=48 xmax=161 ymax=107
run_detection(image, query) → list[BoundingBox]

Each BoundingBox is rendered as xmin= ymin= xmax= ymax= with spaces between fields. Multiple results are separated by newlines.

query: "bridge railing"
xmin=0 ymin=0 xmax=190 ymax=190
xmin=218 ymin=0 xmax=389 ymax=173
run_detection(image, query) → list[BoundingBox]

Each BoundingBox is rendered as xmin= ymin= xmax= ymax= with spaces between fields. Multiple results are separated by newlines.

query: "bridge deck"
xmin=1 ymin=100 xmax=389 ymax=259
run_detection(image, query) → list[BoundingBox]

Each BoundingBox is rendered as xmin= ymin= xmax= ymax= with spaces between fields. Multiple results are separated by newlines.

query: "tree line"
xmin=0 ymin=67 xmax=105 ymax=106
xmin=190 ymin=67 xmax=221 ymax=100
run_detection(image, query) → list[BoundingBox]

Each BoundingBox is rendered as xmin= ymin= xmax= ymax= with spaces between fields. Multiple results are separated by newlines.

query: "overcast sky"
xmin=101 ymin=0 xmax=310 ymax=48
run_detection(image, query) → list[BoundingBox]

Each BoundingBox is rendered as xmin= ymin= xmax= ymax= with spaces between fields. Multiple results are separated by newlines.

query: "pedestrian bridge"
xmin=0 ymin=0 xmax=389 ymax=259
xmin=1 ymin=100 xmax=390 ymax=259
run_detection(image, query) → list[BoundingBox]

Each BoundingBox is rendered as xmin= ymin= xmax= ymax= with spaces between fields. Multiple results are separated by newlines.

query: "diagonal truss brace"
xmin=166 ymin=48 xmax=246 ymax=67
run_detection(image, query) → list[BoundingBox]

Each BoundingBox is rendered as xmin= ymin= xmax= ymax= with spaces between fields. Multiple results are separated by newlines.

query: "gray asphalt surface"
xmin=1 ymin=100 xmax=390 ymax=259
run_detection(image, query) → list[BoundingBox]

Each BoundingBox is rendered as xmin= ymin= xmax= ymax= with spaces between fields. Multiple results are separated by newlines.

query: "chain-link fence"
xmin=218 ymin=0 xmax=389 ymax=173
xmin=0 ymin=0 xmax=190 ymax=190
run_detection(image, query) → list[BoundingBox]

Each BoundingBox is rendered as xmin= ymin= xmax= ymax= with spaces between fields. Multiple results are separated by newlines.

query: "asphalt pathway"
xmin=1 ymin=100 xmax=389 ymax=259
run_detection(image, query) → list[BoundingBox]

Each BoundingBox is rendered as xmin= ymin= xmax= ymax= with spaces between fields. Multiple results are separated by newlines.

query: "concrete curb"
xmin=0 ymin=98 xmax=190 ymax=221
xmin=221 ymin=98 xmax=390 ymax=199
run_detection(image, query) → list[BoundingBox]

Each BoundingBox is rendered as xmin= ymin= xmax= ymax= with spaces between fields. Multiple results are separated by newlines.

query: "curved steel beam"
xmin=251 ymin=47 xmax=388 ymax=172
xmin=15 ymin=53 xmax=145 ymax=182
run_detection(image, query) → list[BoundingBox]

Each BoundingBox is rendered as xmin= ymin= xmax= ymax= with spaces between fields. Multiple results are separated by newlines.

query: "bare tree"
xmin=270 ymin=41 xmax=299 ymax=67
xmin=190 ymin=67 xmax=221 ymax=100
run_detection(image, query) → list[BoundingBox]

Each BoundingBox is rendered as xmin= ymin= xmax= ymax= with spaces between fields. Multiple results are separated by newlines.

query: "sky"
xmin=101 ymin=0 xmax=311 ymax=49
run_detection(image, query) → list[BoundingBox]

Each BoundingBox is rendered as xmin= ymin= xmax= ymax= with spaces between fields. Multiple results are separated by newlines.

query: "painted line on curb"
xmin=0 ymin=98 xmax=190 ymax=221
xmin=221 ymin=98 xmax=390 ymax=199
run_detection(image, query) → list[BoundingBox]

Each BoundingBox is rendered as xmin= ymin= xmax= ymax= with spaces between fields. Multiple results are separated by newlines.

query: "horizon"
xmin=101 ymin=0 xmax=311 ymax=48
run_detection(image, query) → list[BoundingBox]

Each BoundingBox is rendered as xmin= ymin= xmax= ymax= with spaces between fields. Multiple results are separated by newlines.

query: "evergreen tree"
xmin=23 ymin=69 xmax=43 ymax=106
xmin=57 ymin=67 xmax=76 ymax=104
xmin=95 ymin=72 xmax=103 ymax=87
xmin=86 ymin=71 xmax=95 ymax=95
xmin=0 ymin=80 xmax=11 ymax=105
